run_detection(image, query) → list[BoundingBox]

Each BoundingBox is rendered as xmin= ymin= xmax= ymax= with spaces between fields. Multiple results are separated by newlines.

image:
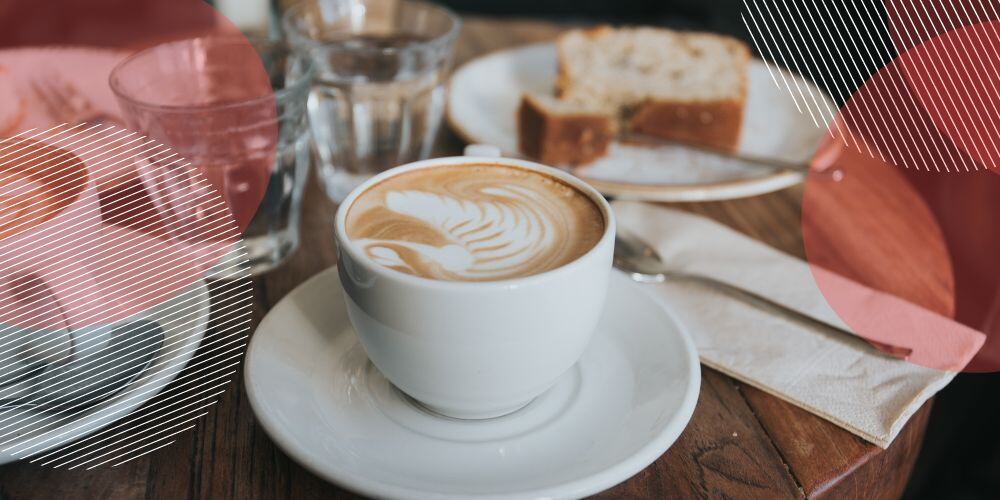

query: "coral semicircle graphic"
xmin=802 ymin=7 xmax=1000 ymax=373
xmin=0 ymin=0 xmax=261 ymax=468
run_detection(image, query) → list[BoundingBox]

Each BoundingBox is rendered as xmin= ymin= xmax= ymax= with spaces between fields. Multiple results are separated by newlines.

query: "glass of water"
xmin=283 ymin=0 xmax=461 ymax=203
xmin=111 ymin=37 xmax=314 ymax=275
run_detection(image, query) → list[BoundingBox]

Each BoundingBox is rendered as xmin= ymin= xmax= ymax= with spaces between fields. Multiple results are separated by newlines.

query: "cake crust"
xmin=629 ymin=98 xmax=745 ymax=152
xmin=517 ymin=93 xmax=615 ymax=166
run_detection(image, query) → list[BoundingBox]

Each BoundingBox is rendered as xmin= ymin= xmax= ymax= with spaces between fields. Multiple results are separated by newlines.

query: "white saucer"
xmin=447 ymin=43 xmax=833 ymax=202
xmin=245 ymin=267 xmax=700 ymax=499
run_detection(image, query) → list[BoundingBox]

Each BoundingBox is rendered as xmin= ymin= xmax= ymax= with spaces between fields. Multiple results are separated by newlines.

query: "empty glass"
xmin=283 ymin=0 xmax=460 ymax=203
xmin=110 ymin=37 xmax=314 ymax=275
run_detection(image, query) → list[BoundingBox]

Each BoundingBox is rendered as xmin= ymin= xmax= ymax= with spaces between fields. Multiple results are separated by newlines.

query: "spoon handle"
xmin=667 ymin=272 xmax=914 ymax=360
xmin=620 ymin=133 xmax=810 ymax=172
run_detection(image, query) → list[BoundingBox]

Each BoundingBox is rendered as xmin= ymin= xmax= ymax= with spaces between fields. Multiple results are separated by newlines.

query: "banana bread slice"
xmin=556 ymin=26 xmax=749 ymax=151
xmin=517 ymin=92 xmax=616 ymax=166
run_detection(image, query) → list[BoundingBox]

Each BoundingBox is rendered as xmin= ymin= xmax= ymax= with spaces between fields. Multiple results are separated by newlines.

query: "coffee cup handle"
xmin=463 ymin=144 xmax=502 ymax=158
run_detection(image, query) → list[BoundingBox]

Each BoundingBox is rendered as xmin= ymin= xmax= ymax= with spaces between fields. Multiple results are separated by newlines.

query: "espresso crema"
xmin=345 ymin=164 xmax=605 ymax=281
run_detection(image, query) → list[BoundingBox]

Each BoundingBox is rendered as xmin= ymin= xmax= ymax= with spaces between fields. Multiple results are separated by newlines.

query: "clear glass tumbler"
xmin=283 ymin=0 xmax=460 ymax=203
xmin=110 ymin=37 xmax=314 ymax=276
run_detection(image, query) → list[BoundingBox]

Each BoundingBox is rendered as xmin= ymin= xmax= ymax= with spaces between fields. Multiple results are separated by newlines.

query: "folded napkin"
xmin=613 ymin=201 xmax=985 ymax=448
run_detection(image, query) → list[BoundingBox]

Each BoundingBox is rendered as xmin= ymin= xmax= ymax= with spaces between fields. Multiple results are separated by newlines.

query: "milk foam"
xmin=345 ymin=164 xmax=604 ymax=281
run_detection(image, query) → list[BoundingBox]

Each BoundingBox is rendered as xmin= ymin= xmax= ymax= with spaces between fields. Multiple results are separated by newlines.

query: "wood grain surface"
xmin=0 ymin=17 xmax=932 ymax=500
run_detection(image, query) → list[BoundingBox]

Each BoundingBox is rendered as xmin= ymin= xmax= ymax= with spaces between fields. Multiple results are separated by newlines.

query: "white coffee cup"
xmin=333 ymin=149 xmax=615 ymax=419
xmin=0 ymin=139 xmax=111 ymax=384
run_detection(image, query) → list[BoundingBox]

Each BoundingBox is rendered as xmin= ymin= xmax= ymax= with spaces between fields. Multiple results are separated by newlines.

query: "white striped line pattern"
xmin=741 ymin=0 xmax=1000 ymax=172
xmin=0 ymin=124 xmax=251 ymax=468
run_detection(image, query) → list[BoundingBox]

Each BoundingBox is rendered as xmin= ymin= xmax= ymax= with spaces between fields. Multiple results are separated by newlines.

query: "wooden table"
xmin=0 ymin=17 xmax=930 ymax=499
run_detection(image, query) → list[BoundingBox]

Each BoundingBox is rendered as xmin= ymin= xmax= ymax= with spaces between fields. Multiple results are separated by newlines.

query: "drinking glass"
xmin=283 ymin=0 xmax=461 ymax=203
xmin=110 ymin=37 xmax=314 ymax=275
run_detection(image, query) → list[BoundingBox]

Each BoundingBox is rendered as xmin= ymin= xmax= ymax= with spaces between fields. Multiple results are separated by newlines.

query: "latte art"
xmin=345 ymin=164 xmax=605 ymax=281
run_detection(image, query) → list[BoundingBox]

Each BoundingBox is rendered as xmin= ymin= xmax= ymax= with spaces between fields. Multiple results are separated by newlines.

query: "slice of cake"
xmin=517 ymin=92 xmax=616 ymax=166
xmin=556 ymin=26 xmax=750 ymax=152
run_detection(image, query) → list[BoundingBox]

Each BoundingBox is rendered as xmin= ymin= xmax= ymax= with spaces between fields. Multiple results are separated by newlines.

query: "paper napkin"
xmin=613 ymin=201 xmax=985 ymax=448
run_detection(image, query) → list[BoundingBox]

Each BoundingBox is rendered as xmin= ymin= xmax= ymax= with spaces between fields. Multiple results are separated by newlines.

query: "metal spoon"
xmin=0 ymin=320 xmax=164 ymax=413
xmin=612 ymin=230 xmax=913 ymax=360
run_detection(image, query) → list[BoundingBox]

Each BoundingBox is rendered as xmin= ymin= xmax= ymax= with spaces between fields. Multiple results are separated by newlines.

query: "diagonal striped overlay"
xmin=741 ymin=0 xmax=1000 ymax=173
xmin=0 ymin=124 xmax=251 ymax=468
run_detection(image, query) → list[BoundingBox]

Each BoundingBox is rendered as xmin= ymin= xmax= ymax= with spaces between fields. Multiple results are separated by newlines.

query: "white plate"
xmin=0 ymin=46 xmax=126 ymax=134
xmin=447 ymin=43 xmax=834 ymax=201
xmin=0 ymin=271 xmax=209 ymax=464
xmin=245 ymin=267 xmax=700 ymax=499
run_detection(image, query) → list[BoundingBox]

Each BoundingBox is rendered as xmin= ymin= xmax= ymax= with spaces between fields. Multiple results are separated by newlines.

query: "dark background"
xmin=434 ymin=1 xmax=998 ymax=499
xmin=435 ymin=0 xmax=896 ymax=104
xmin=437 ymin=0 xmax=746 ymax=33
